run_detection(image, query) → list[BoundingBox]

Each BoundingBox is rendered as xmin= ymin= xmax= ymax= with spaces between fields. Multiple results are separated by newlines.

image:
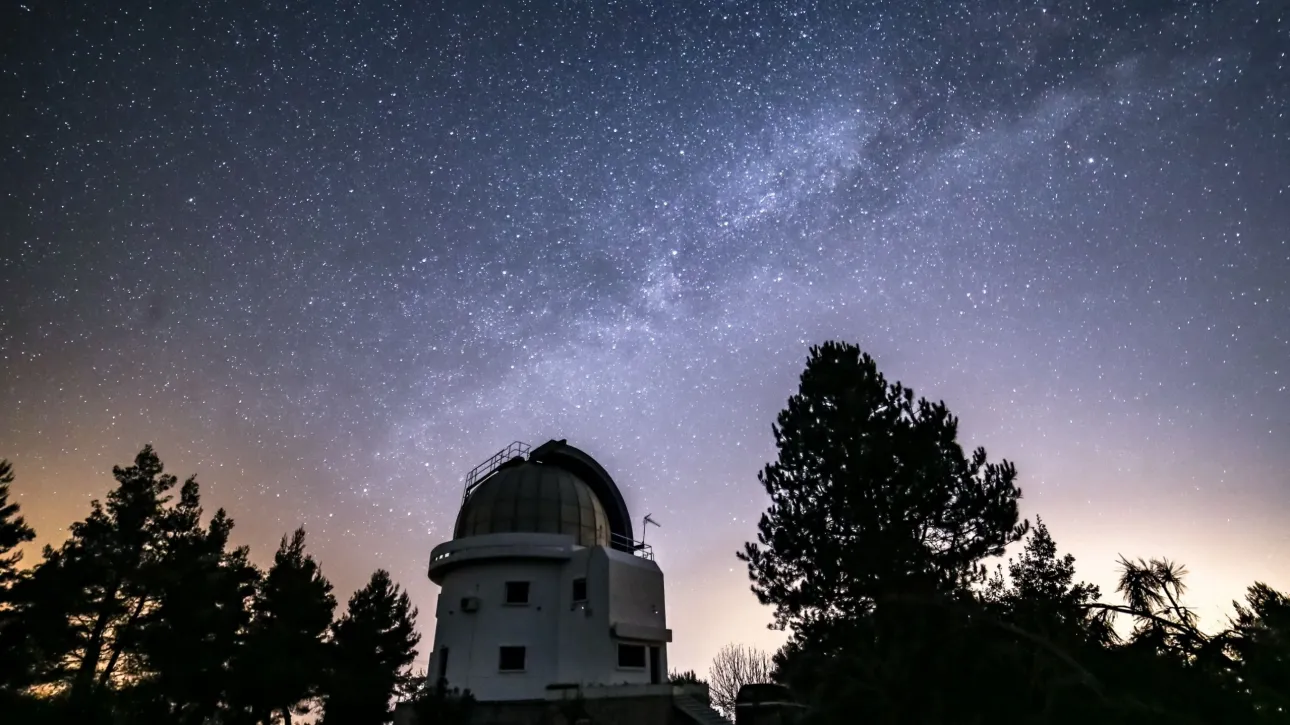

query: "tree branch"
xmin=1077 ymin=603 xmax=1213 ymax=645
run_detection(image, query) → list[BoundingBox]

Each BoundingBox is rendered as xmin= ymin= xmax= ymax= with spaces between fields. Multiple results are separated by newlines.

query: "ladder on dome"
xmin=461 ymin=441 xmax=531 ymax=502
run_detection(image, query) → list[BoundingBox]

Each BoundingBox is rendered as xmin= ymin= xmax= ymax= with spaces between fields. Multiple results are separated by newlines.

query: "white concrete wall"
xmin=604 ymin=548 xmax=668 ymax=632
xmin=555 ymin=547 xmax=610 ymax=686
xmin=558 ymin=548 xmax=665 ymax=688
xmin=432 ymin=559 xmax=564 ymax=701
xmin=430 ymin=541 xmax=671 ymax=701
xmin=602 ymin=548 xmax=669 ymax=683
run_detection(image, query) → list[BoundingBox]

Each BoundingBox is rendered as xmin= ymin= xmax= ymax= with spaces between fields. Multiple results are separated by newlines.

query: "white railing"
xmin=461 ymin=441 xmax=531 ymax=501
xmin=610 ymin=532 xmax=654 ymax=560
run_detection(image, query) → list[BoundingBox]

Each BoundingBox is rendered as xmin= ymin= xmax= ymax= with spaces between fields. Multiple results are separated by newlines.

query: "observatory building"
xmin=426 ymin=439 xmax=671 ymax=701
xmin=410 ymin=440 xmax=731 ymax=725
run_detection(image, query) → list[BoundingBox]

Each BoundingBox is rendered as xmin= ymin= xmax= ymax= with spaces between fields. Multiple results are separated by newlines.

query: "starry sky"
xmin=3 ymin=0 xmax=1288 ymax=674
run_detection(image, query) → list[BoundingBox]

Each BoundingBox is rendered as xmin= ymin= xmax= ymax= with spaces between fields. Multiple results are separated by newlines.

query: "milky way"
xmin=3 ymin=0 xmax=1288 ymax=671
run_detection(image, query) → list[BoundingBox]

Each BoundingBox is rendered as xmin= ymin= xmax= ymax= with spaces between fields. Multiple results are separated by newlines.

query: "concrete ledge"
xmin=428 ymin=533 xmax=579 ymax=581
xmin=612 ymin=621 xmax=674 ymax=643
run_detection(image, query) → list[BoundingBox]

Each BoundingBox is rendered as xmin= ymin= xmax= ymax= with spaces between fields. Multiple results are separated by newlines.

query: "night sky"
xmin=3 ymin=0 xmax=1288 ymax=673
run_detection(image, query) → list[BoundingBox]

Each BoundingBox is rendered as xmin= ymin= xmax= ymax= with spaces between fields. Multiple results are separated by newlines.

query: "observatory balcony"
xmin=611 ymin=532 xmax=654 ymax=560
xmin=462 ymin=440 xmax=531 ymax=501
xmin=428 ymin=531 xmax=653 ymax=570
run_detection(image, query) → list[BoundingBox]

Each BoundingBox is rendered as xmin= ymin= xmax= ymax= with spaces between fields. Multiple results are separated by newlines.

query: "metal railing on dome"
xmin=610 ymin=532 xmax=654 ymax=560
xmin=462 ymin=441 xmax=531 ymax=502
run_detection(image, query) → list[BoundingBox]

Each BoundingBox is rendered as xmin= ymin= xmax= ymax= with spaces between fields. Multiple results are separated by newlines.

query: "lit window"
xmin=572 ymin=577 xmax=587 ymax=602
xmin=618 ymin=643 xmax=647 ymax=669
xmin=505 ymin=581 xmax=530 ymax=605
xmin=499 ymin=646 xmax=526 ymax=672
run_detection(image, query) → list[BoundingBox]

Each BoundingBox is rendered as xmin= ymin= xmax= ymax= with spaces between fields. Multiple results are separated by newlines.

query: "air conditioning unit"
xmin=461 ymin=596 xmax=481 ymax=612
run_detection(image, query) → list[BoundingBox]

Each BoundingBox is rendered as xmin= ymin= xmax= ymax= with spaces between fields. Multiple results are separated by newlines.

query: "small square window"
xmin=572 ymin=577 xmax=587 ymax=602
xmin=505 ymin=581 xmax=530 ymax=605
xmin=617 ymin=643 xmax=647 ymax=669
xmin=499 ymin=646 xmax=526 ymax=672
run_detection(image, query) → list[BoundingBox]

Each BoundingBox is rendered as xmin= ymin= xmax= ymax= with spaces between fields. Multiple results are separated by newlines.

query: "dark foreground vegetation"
xmin=736 ymin=341 xmax=1290 ymax=724
xmin=0 ymin=450 xmax=447 ymax=724
xmin=2 ymin=340 xmax=1286 ymax=724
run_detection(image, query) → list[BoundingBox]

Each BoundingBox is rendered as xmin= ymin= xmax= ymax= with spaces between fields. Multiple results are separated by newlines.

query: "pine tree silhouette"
xmin=0 ymin=459 xmax=36 ymax=589
xmin=740 ymin=341 xmax=1028 ymax=633
xmin=25 ymin=447 xmax=187 ymax=709
xmin=129 ymin=484 xmax=261 ymax=724
xmin=321 ymin=569 xmax=420 ymax=724
xmin=0 ymin=459 xmax=38 ymax=697
xmin=230 ymin=528 xmax=336 ymax=725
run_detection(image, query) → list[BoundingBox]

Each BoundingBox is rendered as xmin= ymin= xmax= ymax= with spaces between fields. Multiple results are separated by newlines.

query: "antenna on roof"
xmin=641 ymin=513 xmax=660 ymax=547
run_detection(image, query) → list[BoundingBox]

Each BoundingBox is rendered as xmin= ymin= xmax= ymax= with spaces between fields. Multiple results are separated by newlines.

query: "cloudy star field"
xmin=2 ymin=0 xmax=1288 ymax=673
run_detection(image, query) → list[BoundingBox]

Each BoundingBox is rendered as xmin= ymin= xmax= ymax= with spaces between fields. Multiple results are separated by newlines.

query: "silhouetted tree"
xmin=740 ymin=344 xmax=1279 ymax=724
xmin=669 ymin=669 xmax=706 ymax=686
xmin=984 ymin=517 xmax=1106 ymax=642
xmin=1228 ymin=582 xmax=1290 ymax=719
xmin=962 ymin=519 xmax=1117 ymax=721
xmin=708 ymin=643 xmax=773 ymax=716
xmin=0 ymin=459 xmax=39 ymax=701
xmin=739 ymin=343 xmax=1028 ymax=724
xmin=128 ymin=487 xmax=261 ymax=725
xmin=1079 ymin=557 xmax=1262 ymax=724
xmin=740 ymin=342 xmax=1027 ymax=633
xmin=0 ymin=446 xmax=441 ymax=724
xmin=320 ymin=568 xmax=420 ymax=725
xmin=1115 ymin=557 xmax=1206 ymax=655
xmin=770 ymin=522 xmax=1134 ymax=724
xmin=230 ymin=527 xmax=336 ymax=725
xmin=14 ymin=446 xmax=194 ymax=712
xmin=0 ymin=459 xmax=36 ymax=589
